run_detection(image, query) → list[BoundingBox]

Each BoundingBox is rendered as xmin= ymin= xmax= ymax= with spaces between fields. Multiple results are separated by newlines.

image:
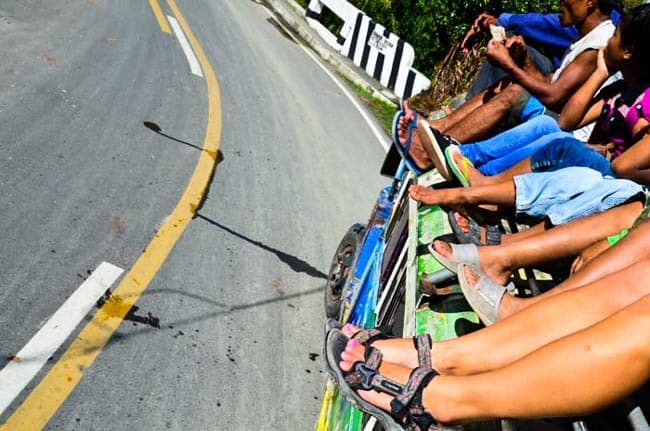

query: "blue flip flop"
xmin=391 ymin=109 xmax=422 ymax=176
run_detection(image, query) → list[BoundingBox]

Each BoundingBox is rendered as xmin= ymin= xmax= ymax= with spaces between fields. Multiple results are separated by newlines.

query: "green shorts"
xmin=606 ymin=191 xmax=650 ymax=246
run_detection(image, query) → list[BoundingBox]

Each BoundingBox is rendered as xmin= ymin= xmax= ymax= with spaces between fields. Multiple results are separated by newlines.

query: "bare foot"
xmin=431 ymin=240 xmax=512 ymax=286
xmin=340 ymin=324 xmax=422 ymax=369
xmin=408 ymin=185 xmax=456 ymax=205
xmin=462 ymin=265 xmax=514 ymax=320
xmin=339 ymin=346 xmax=451 ymax=425
xmin=397 ymin=102 xmax=434 ymax=171
xmin=449 ymin=148 xmax=485 ymax=186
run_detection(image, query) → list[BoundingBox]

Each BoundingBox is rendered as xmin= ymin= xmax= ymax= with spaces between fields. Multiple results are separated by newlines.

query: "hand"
xmin=505 ymin=35 xmax=527 ymax=66
xmin=461 ymin=13 xmax=497 ymax=54
xmin=586 ymin=142 xmax=615 ymax=160
xmin=596 ymin=47 xmax=611 ymax=76
xmin=570 ymin=239 xmax=611 ymax=274
xmin=476 ymin=13 xmax=498 ymax=31
xmin=486 ymin=39 xmax=515 ymax=70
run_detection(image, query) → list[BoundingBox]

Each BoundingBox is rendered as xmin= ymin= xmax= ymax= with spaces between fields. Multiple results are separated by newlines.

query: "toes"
xmin=453 ymin=212 xmax=470 ymax=234
xmin=342 ymin=323 xmax=360 ymax=337
xmin=433 ymin=240 xmax=453 ymax=258
xmin=463 ymin=265 xmax=480 ymax=287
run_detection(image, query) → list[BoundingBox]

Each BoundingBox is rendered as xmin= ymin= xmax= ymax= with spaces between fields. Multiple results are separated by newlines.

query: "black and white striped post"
xmin=306 ymin=0 xmax=430 ymax=100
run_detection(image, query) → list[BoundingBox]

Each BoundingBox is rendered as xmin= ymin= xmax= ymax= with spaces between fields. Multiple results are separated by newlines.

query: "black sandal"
xmin=324 ymin=327 xmax=455 ymax=430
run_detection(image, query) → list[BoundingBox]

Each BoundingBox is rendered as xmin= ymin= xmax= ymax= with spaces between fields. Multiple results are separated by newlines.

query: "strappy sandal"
xmin=324 ymin=327 xmax=455 ymax=430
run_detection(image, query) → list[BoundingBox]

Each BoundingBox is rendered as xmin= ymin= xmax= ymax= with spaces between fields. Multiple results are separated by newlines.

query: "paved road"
xmin=0 ymin=1 xmax=388 ymax=429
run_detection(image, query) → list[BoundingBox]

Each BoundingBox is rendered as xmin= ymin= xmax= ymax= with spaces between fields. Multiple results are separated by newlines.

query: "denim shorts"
xmin=529 ymin=137 xmax=614 ymax=177
xmin=514 ymin=167 xmax=643 ymax=225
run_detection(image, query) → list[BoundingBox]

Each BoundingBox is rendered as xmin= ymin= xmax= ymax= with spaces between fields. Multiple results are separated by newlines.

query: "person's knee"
xmin=494 ymin=84 xmax=523 ymax=111
xmin=611 ymin=157 xmax=638 ymax=179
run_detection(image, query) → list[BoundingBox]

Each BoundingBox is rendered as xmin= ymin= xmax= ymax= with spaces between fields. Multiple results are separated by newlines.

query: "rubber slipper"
xmin=427 ymin=241 xmax=480 ymax=272
xmin=391 ymin=110 xmax=422 ymax=175
xmin=416 ymin=119 xmax=453 ymax=180
xmin=448 ymin=212 xmax=502 ymax=245
xmin=444 ymin=145 xmax=472 ymax=187
xmin=457 ymin=264 xmax=514 ymax=326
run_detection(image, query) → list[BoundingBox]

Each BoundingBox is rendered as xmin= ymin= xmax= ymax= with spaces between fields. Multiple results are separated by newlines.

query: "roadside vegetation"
xmin=344 ymin=78 xmax=398 ymax=135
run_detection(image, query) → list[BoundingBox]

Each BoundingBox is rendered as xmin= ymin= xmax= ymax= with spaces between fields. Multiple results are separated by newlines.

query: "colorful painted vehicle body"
xmin=317 ymin=161 xmax=503 ymax=430
xmin=317 ymin=153 xmax=648 ymax=430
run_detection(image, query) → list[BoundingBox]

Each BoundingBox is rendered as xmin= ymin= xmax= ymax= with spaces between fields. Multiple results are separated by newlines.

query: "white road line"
xmin=167 ymin=15 xmax=204 ymax=77
xmin=262 ymin=9 xmax=391 ymax=151
xmin=0 ymin=262 xmax=124 ymax=416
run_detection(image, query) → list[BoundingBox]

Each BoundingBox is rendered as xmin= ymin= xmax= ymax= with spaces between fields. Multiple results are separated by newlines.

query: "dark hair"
xmin=598 ymin=0 xmax=624 ymax=15
xmin=619 ymin=4 xmax=650 ymax=77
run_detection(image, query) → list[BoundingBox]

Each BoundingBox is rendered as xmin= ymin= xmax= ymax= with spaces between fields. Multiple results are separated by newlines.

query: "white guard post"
xmin=306 ymin=0 xmax=430 ymax=100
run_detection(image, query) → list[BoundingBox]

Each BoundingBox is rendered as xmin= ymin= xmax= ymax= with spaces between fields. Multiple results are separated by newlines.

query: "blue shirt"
xmin=497 ymin=11 xmax=621 ymax=68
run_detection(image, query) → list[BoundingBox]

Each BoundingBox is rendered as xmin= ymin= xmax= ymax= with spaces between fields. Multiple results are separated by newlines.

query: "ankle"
xmin=488 ymin=247 xmax=514 ymax=279
xmin=498 ymin=293 xmax=521 ymax=319
xmin=431 ymin=342 xmax=459 ymax=376
xmin=422 ymin=376 xmax=460 ymax=425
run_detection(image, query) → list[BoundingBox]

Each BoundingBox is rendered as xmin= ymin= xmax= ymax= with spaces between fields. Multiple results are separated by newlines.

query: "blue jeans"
xmin=529 ymin=137 xmax=614 ymax=177
xmin=460 ymin=115 xmax=568 ymax=175
xmin=514 ymin=167 xmax=642 ymax=225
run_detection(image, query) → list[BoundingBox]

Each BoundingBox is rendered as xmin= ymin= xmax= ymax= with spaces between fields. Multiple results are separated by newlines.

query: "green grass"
xmin=343 ymin=78 xmax=399 ymax=136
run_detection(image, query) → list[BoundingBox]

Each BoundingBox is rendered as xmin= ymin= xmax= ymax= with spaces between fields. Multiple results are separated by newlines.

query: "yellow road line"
xmin=0 ymin=1 xmax=221 ymax=429
xmin=148 ymin=0 xmax=171 ymax=33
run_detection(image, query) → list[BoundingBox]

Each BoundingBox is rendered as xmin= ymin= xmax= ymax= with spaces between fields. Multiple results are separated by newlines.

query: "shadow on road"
xmin=195 ymin=212 xmax=327 ymax=279
xmin=82 ymin=284 xmax=324 ymax=353
xmin=143 ymin=121 xmax=224 ymax=164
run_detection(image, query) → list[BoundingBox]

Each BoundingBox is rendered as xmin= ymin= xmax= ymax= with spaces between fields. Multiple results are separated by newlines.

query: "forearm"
xmin=614 ymin=166 xmax=650 ymax=185
xmin=504 ymin=63 xmax=560 ymax=107
xmin=558 ymin=69 xmax=609 ymax=130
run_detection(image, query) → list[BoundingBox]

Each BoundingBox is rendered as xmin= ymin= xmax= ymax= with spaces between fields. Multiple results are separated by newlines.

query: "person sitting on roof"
xmin=394 ymin=0 xmax=622 ymax=175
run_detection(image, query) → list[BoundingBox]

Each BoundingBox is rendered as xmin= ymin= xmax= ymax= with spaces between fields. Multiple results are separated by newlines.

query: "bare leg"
xmin=431 ymin=201 xmax=643 ymax=287
xmin=508 ymin=217 xmax=650 ymax=311
xmin=340 ymin=260 xmax=650 ymax=375
xmin=443 ymin=84 xmax=523 ymax=142
xmin=469 ymin=157 xmax=534 ymax=187
xmin=409 ymin=182 xmax=516 ymax=208
xmin=429 ymin=88 xmax=495 ymax=133
xmin=340 ymin=294 xmax=650 ymax=423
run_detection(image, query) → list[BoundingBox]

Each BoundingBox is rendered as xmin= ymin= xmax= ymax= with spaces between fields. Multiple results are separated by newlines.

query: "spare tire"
xmin=324 ymin=223 xmax=366 ymax=320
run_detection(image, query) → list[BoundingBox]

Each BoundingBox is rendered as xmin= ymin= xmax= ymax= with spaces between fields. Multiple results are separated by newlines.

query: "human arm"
xmin=487 ymin=40 xmax=599 ymax=109
xmin=570 ymin=238 xmax=611 ymax=274
xmin=461 ymin=13 xmax=498 ymax=54
xmin=611 ymin=129 xmax=650 ymax=183
xmin=557 ymin=47 xmax=611 ymax=130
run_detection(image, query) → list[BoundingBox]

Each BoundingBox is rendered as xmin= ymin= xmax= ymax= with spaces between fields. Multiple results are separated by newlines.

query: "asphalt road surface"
xmin=0 ymin=1 xmax=388 ymax=429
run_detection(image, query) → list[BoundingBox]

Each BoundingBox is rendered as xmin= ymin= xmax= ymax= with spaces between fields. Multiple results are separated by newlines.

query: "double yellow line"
xmin=0 ymin=1 xmax=221 ymax=429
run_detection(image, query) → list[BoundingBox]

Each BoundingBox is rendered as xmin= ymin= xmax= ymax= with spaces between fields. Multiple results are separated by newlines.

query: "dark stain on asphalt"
xmin=309 ymin=353 xmax=319 ymax=361
xmin=112 ymin=215 xmax=125 ymax=237
xmin=271 ymin=277 xmax=285 ymax=296
xmin=227 ymin=346 xmax=235 ymax=362
xmin=96 ymin=289 xmax=161 ymax=328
